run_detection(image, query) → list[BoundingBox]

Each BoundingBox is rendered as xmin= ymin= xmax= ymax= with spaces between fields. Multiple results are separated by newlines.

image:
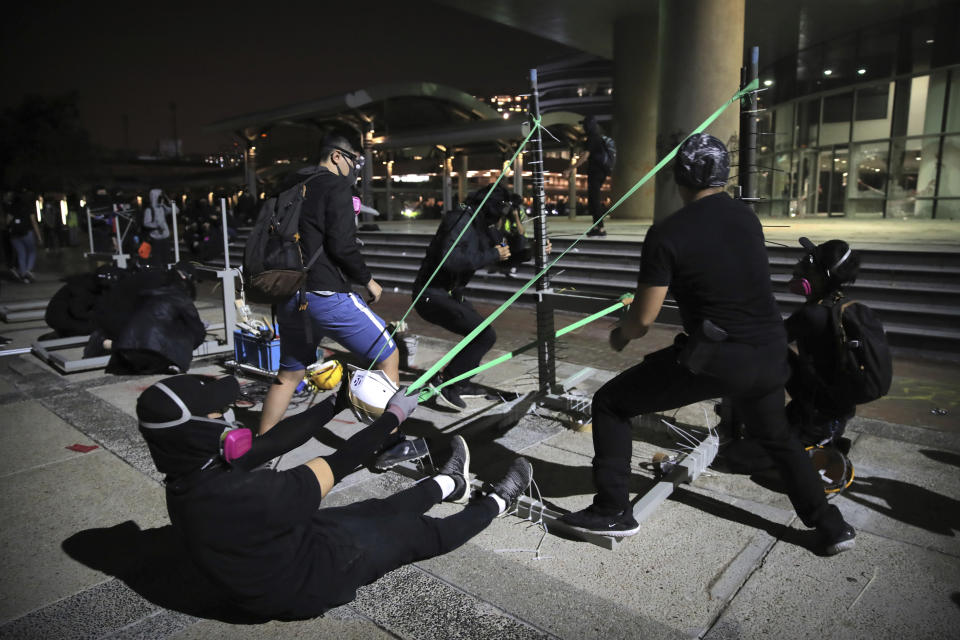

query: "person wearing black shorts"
xmin=559 ymin=134 xmax=856 ymax=556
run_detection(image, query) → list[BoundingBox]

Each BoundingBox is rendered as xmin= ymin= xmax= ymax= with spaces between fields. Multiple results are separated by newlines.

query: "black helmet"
xmin=674 ymin=133 xmax=730 ymax=189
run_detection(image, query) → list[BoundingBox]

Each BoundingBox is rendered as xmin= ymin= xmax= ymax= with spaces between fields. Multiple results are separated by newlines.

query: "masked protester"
xmin=412 ymin=184 xmax=515 ymax=410
xmin=136 ymin=373 xmax=532 ymax=620
xmin=258 ymin=131 xmax=399 ymax=444
xmin=558 ymin=134 xmax=856 ymax=556
xmin=785 ymin=238 xmax=863 ymax=446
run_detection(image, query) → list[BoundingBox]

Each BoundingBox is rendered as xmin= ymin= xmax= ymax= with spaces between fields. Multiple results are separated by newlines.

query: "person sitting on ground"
xmin=84 ymin=261 xmax=206 ymax=374
xmin=42 ymin=266 xmax=125 ymax=339
xmin=785 ymin=237 xmax=863 ymax=449
xmin=135 ymin=373 xmax=533 ymax=621
xmin=412 ymin=184 xmax=514 ymax=410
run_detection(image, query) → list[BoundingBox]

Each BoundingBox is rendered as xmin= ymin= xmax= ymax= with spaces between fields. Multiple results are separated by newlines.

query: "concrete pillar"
xmin=612 ymin=13 xmax=659 ymax=220
xmin=385 ymin=159 xmax=394 ymax=221
xmin=654 ymin=0 xmax=745 ymax=221
xmin=442 ymin=155 xmax=453 ymax=209
xmin=513 ymin=151 xmax=523 ymax=196
xmin=244 ymin=142 xmax=257 ymax=197
xmin=458 ymin=155 xmax=468 ymax=204
xmin=568 ymin=155 xmax=578 ymax=220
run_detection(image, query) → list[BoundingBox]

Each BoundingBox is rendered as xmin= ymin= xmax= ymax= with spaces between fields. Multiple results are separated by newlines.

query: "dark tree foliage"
xmin=0 ymin=93 xmax=97 ymax=191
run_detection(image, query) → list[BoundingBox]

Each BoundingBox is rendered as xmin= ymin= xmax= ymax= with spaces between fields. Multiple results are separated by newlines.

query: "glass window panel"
xmin=797 ymin=44 xmax=824 ymax=96
xmin=937 ymin=135 xmax=960 ymax=197
xmin=798 ymin=99 xmax=820 ymax=147
xmin=773 ymin=104 xmax=795 ymax=151
xmin=822 ymin=35 xmax=856 ymax=90
xmin=821 ymin=93 xmax=852 ymax=145
xmin=849 ymin=142 xmax=889 ymax=198
xmin=772 ymin=152 xmax=792 ymax=203
xmin=934 ymin=199 xmax=960 ymax=219
xmin=917 ymin=136 xmax=941 ymax=197
xmin=857 ymin=23 xmax=897 ymax=80
xmin=887 ymin=137 xmax=920 ymax=217
xmin=755 ymin=150 xmax=774 ymax=203
xmin=923 ymin=70 xmax=949 ymax=134
xmin=853 ymin=83 xmax=894 ymax=141
xmin=912 ymin=199 xmax=935 ymax=218
xmin=905 ymin=75 xmax=929 ymax=137
xmin=946 ymin=70 xmax=960 ymax=133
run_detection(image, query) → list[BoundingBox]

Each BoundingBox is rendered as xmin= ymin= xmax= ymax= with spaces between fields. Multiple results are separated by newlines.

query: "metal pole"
xmin=220 ymin=197 xmax=230 ymax=270
xmin=171 ymin=201 xmax=180 ymax=264
xmin=529 ymin=68 xmax=556 ymax=394
xmin=739 ymin=46 xmax=759 ymax=209
xmin=86 ymin=208 xmax=94 ymax=254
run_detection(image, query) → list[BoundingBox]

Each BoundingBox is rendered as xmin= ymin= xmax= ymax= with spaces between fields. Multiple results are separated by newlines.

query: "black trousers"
xmin=587 ymin=167 xmax=609 ymax=224
xmin=591 ymin=340 xmax=846 ymax=537
xmin=311 ymin=480 xmax=498 ymax=612
xmin=414 ymin=289 xmax=496 ymax=383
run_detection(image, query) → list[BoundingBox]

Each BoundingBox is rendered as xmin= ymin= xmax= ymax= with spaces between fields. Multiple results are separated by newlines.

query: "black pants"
xmin=591 ymin=340 xmax=846 ymax=537
xmin=587 ymin=167 xmax=609 ymax=224
xmin=414 ymin=289 xmax=496 ymax=383
xmin=311 ymin=480 xmax=498 ymax=611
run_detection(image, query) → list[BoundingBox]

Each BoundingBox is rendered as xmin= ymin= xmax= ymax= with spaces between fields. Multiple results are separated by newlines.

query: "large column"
xmin=458 ymin=155 xmax=468 ymax=204
xmin=513 ymin=151 xmax=523 ymax=196
xmin=654 ymin=0 xmax=745 ymax=221
xmin=568 ymin=156 xmax=578 ymax=220
xmin=385 ymin=158 xmax=394 ymax=221
xmin=362 ymin=145 xmax=374 ymax=222
xmin=612 ymin=13 xmax=659 ymax=220
xmin=442 ymin=155 xmax=453 ymax=209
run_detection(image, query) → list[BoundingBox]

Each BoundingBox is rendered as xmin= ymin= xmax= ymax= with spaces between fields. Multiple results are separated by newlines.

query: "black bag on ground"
xmin=823 ymin=294 xmax=892 ymax=404
xmin=243 ymin=174 xmax=323 ymax=304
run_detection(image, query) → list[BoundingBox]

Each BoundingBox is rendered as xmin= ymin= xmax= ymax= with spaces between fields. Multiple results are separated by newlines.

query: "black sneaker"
xmin=586 ymin=227 xmax=607 ymax=237
xmin=438 ymin=435 xmax=470 ymax=504
xmin=822 ymin=524 xmax=856 ymax=556
xmin=435 ymin=385 xmax=466 ymax=411
xmin=558 ymin=505 xmax=641 ymax=538
xmin=457 ymin=381 xmax=487 ymax=398
xmin=373 ymin=437 xmax=430 ymax=471
xmin=487 ymin=457 xmax=533 ymax=509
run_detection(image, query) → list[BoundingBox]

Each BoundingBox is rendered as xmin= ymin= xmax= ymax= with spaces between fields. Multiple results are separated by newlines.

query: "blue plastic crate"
xmin=234 ymin=331 xmax=281 ymax=371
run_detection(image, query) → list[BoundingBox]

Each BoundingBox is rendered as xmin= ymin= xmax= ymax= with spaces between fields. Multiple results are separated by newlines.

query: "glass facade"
xmin=753 ymin=4 xmax=960 ymax=219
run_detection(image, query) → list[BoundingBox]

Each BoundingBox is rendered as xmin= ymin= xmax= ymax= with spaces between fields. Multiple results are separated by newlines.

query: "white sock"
xmin=489 ymin=493 xmax=508 ymax=514
xmin=433 ymin=474 xmax=456 ymax=499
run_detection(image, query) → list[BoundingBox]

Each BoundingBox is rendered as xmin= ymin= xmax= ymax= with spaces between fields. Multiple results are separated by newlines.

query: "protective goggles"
xmin=333 ymin=146 xmax=365 ymax=174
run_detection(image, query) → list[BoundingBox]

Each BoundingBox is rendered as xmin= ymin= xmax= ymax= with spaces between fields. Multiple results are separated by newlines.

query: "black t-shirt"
xmin=638 ymin=192 xmax=785 ymax=344
xmin=166 ymin=465 xmax=335 ymax=619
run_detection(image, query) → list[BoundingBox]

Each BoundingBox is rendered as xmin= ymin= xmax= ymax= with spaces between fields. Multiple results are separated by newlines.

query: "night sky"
xmin=1 ymin=0 xmax=577 ymax=155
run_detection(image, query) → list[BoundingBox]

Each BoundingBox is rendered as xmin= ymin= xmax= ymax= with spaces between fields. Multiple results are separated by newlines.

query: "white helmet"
xmin=346 ymin=366 xmax=398 ymax=424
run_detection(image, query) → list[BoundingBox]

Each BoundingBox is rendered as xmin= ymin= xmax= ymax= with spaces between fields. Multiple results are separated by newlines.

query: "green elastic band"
xmin=408 ymin=81 xmax=757 ymax=397
xmin=367 ymin=116 xmax=544 ymax=371
xmin=416 ymin=296 xmax=629 ymax=402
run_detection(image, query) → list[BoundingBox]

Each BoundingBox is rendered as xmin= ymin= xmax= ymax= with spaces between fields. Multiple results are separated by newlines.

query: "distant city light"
xmin=763 ymin=79 xmax=774 ymax=86
xmin=823 ymin=69 xmax=833 ymax=76
xmin=926 ymin=39 xmax=935 ymax=44
xmin=857 ymin=68 xmax=867 ymax=75
xmin=35 ymin=197 xmax=43 ymax=222
xmin=60 ymin=198 xmax=68 ymax=225
xmin=915 ymin=156 xmax=922 ymax=161
xmin=503 ymin=113 xmax=510 ymax=119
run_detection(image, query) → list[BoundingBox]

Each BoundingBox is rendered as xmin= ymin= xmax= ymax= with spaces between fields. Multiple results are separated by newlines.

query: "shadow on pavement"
xmin=843 ymin=475 xmax=960 ymax=536
xmin=62 ymin=521 xmax=267 ymax=624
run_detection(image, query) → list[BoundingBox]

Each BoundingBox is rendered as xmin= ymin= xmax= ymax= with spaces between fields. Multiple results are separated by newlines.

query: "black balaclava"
xmin=136 ymin=374 xmax=241 ymax=480
xmin=467 ymin=184 xmax=511 ymax=226
xmin=674 ymin=133 xmax=730 ymax=190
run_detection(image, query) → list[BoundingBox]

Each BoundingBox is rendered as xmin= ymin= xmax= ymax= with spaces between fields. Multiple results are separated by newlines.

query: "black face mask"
xmin=332 ymin=147 xmax=364 ymax=186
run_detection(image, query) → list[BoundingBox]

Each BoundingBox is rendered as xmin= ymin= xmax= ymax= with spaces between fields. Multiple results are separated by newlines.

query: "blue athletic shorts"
xmin=277 ymin=292 xmax=396 ymax=371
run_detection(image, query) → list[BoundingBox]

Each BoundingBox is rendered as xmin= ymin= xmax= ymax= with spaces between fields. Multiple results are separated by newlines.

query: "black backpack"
xmin=600 ymin=135 xmax=617 ymax=172
xmin=823 ymin=294 xmax=893 ymax=405
xmin=243 ymin=174 xmax=323 ymax=304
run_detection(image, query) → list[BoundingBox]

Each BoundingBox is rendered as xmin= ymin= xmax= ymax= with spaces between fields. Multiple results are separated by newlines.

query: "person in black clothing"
xmin=785 ymin=237 xmax=862 ymax=447
xmin=84 ymin=262 xmax=206 ymax=374
xmin=413 ymin=184 xmax=513 ymax=410
xmin=559 ymin=134 xmax=856 ymax=555
xmin=135 ymin=374 xmax=533 ymax=620
xmin=259 ymin=131 xmax=398 ymax=435
xmin=42 ymin=266 xmax=124 ymax=339
xmin=573 ymin=115 xmax=614 ymax=237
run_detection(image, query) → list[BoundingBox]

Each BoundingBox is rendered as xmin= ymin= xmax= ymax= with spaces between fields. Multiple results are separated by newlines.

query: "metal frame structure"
xmin=0 ymin=300 xmax=47 ymax=323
